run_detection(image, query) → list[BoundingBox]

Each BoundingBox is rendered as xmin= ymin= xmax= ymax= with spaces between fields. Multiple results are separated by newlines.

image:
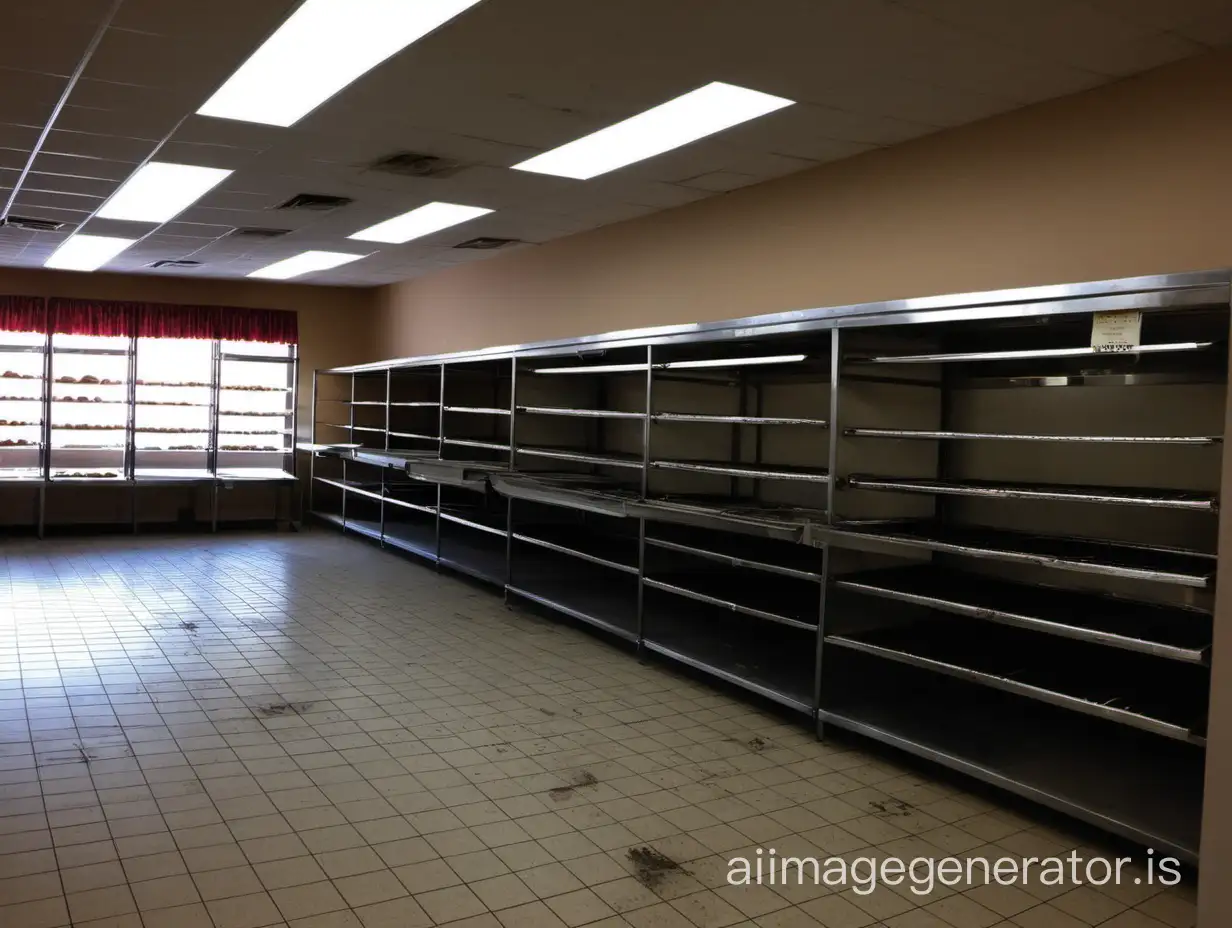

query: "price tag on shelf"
xmin=1090 ymin=310 xmax=1142 ymax=353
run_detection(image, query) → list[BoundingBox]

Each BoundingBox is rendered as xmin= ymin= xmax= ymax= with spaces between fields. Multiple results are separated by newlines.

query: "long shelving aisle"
xmin=308 ymin=269 xmax=1229 ymax=863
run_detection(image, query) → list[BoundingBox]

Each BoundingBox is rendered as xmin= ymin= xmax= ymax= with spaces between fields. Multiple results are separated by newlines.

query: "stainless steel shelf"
xmin=518 ymin=405 xmax=644 ymax=419
xmin=834 ymin=566 xmax=1209 ymax=663
xmin=643 ymin=589 xmax=814 ymax=714
xmin=655 ymin=412 xmax=828 ymax=427
xmin=444 ymin=406 xmax=511 ymax=415
xmin=652 ymin=460 xmax=830 ymax=482
xmin=512 ymin=524 xmax=639 ymax=574
xmin=826 ymin=622 xmax=1206 ymax=745
xmin=825 ymin=521 xmax=1215 ymax=587
xmin=519 ymin=446 xmax=642 ymax=469
xmin=846 ymin=428 xmax=1220 ymax=445
xmin=644 ymin=575 xmax=817 ymax=631
xmin=442 ymin=438 xmax=510 ymax=452
xmin=850 ymin=341 xmax=1215 ymax=365
xmin=644 ymin=524 xmax=824 ymax=581
xmin=846 ymin=475 xmax=1218 ymax=511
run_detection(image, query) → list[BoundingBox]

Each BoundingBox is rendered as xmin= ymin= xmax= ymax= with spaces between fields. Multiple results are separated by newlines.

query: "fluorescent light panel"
xmin=248 ymin=250 xmax=366 ymax=280
xmin=533 ymin=354 xmax=807 ymax=374
xmin=350 ymin=202 xmax=492 ymax=244
xmin=45 ymin=235 xmax=137 ymax=272
xmin=97 ymin=162 xmax=232 ymax=223
xmin=514 ymin=81 xmax=794 ymax=180
xmin=198 ymin=0 xmax=483 ymax=126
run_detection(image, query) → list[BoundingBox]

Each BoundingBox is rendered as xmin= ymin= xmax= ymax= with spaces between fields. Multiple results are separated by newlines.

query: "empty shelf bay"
xmin=512 ymin=524 xmax=638 ymax=573
xmin=646 ymin=571 xmax=819 ymax=630
xmin=643 ymin=591 xmax=814 ymax=714
xmin=653 ymin=460 xmax=830 ymax=482
xmin=654 ymin=412 xmax=828 ymax=427
xmin=383 ymin=518 xmax=437 ymax=561
xmin=509 ymin=549 xmax=638 ymax=641
xmin=849 ymin=342 xmax=1215 ymax=364
xmin=821 ymin=655 xmax=1203 ymax=862
xmin=645 ymin=522 xmax=823 ymax=580
xmin=846 ymin=428 xmax=1219 ymax=444
xmin=846 ymin=475 xmax=1217 ymax=511
xmin=836 ymin=566 xmax=1209 ymax=662
xmin=518 ymin=447 xmax=643 ymax=469
xmin=313 ymin=476 xmax=383 ymax=502
xmin=518 ymin=405 xmax=644 ymax=419
xmin=825 ymin=619 xmax=1207 ymax=744
xmin=439 ymin=526 xmax=506 ymax=585
xmin=824 ymin=522 xmax=1215 ymax=587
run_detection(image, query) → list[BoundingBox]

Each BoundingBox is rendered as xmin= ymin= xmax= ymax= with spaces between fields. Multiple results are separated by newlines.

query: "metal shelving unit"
xmin=307 ymin=269 xmax=1229 ymax=863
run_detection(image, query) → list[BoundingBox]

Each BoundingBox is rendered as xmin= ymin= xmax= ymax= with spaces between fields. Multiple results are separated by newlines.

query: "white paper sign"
xmin=1090 ymin=311 xmax=1142 ymax=352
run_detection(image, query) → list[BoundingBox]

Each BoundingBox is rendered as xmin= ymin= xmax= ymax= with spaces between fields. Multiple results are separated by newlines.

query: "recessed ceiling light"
xmin=349 ymin=202 xmax=492 ymax=244
xmin=44 ymin=235 xmax=137 ymax=272
xmin=513 ymin=81 xmax=794 ymax=180
xmin=247 ymin=250 xmax=366 ymax=280
xmin=96 ymin=162 xmax=233 ymax=223
xmin=198 ymin=0 xmax=484 ymax=127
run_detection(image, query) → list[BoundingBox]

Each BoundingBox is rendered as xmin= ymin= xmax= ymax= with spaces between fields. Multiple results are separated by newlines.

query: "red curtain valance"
xmin=40 ymin=298 xmax=298 ymax=344
xmin=0 ymin=295 xmax=47 ymax=333
xmin=51 ymin=299 xmax=138 ymax=338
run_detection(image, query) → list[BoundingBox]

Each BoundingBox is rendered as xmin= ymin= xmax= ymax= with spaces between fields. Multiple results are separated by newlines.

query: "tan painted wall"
xmin=0 ymin=266 xmax=377 ymax=429
xmin=372 ymin=48 xmax=1232 ymax=358
xmin=366 ymin=47 xmax=1232 ymax=924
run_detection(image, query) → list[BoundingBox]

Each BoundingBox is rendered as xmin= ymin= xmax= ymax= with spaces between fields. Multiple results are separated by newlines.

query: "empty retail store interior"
xmin=3 ymin=2 xmax=1232 ymax=927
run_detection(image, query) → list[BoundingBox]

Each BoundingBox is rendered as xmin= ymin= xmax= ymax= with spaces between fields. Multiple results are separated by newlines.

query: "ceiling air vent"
xmin=274 ymin=193 xmax=353 ymax=212
xmin=454 ymin=237 xmax=519 ymax=250
xmin=148 ymin=259 xmax=202 ymax=269
xmin=3 ymin=215 xmax=65 ymax=232
xmin=230 ymin=227 xmax=292 ymax=239
xmin=368 ymin=151 xmax=464 ymax=178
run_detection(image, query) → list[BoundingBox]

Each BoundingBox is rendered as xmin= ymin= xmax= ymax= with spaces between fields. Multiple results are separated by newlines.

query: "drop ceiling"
xmin=0 ymin=0 xmax=1228 ymax=287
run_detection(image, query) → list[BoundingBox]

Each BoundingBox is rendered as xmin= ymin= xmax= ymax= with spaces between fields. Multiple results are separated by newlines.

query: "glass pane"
xmin=218 ymin=349 xmax=293 ymax=479
xmin=134 ymin=338 xmax=214 ymax=479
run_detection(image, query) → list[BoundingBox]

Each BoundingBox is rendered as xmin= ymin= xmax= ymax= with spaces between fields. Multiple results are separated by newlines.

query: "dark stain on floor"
xmin=548 ymin=770 xmax=599 ymax=801
xmin=627 ymin=846 xmax=688 ymax=889
xmin=255 ymin=702 xmax=315 ymax=717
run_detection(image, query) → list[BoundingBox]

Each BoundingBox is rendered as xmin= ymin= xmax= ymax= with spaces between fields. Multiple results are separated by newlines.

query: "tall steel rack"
xmin=306 ymin=269 xmax=1229 ymax=864
xmin=0 ymin=334 xmax=300 ymax=535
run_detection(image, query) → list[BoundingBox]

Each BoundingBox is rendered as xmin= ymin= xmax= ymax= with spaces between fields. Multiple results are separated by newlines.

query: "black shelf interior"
xmin=645 ymin=520 xmax=824 ymax=578
xmin=821 ymin=652 xmax=1204 ymax=862
xmin=439 ymin=519 xmax=506 ymax=585
xmin=835 ymin=564 xmax=1210 ymax=662
xmin=824 ymin=604 xmax=1208 ymax=740
xmin=643 ymin=586 xmax=815 ymax=712
xmin=509 ymin=540 xmax=639 ymax=639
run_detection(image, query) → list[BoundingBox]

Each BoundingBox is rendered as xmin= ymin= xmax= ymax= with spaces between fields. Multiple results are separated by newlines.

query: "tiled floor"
xmin=0 ymin=532 xmax=1197 ymax=928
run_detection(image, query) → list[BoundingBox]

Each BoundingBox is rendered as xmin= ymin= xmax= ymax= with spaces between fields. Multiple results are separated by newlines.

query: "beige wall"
xmin=373 ymin=47 xmax=1232 ymax=357
xmin=367 ymin=47 xmax=1232 ymax=924
xmin=0 ymin=266 xmax=377 ymax=429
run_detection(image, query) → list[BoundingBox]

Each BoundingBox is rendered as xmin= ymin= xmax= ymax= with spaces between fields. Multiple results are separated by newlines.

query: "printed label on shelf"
xmin=1090 ymin=311 xmax=1142 ymax=352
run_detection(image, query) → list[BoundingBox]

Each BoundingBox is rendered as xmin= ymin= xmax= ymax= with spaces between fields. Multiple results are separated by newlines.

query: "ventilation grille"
xmin=274 ymin=193 xmax=353 ymax=212
xmin=3 ymin=215 xmax=65 ymax=232
xmin=231 ymin=227 xmax=292 ymax=239
xmin=454 ymin=236 xmax=519 ymax=250
xmin=368 ymin=151 xmax=464 ymax=178
xmin=148 ymin=259 xmax=202 ymax=269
